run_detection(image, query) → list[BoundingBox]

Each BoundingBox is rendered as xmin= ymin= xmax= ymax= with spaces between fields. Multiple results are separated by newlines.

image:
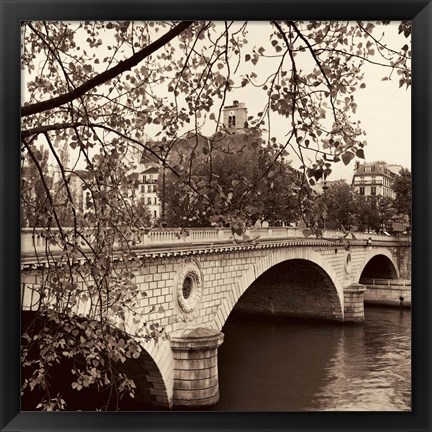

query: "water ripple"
xmin=215 ymin=307 xmax=411 ymax=411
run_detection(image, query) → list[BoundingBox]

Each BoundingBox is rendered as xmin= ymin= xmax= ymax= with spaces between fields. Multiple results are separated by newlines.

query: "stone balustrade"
xmin=21 ymin=226 xmax=409 ymax=256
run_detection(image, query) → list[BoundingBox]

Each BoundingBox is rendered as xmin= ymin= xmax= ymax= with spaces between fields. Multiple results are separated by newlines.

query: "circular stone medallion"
xmin=174 ymin=259 xmax=203 ymax=318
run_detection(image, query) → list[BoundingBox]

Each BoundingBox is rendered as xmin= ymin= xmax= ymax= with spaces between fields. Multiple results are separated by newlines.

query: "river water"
xmin=22 ymin=306 xmax=410 ymax=411
xmin=212 ymin=306 xmax=411 ymax=411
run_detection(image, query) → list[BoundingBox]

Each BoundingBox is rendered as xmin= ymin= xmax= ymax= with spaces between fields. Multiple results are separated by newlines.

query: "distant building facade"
xmin=140 ymin=165 xmax=160 ymax=220
xmin=49 ymin=155 xmax=161 ymax=224
xmin=222 ymin=100 xmax=248 ymax=133
xmin=351 ymin=162 xmax=402 ymax=198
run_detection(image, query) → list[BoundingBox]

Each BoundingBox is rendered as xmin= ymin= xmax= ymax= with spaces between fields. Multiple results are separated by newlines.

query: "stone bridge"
xmin=20 ymin=227 xmax=411 ymax=409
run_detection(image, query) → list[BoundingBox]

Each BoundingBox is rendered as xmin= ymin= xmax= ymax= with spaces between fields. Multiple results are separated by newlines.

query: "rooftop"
xmin=353 ymin=162 xmax=398 ymax=178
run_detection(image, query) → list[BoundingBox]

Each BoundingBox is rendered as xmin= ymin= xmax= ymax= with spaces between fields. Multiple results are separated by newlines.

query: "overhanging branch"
xmin=21 ymin=122 xmax=85 ymax=139
xmin=21 ymin=21 xmax=194 ymax=118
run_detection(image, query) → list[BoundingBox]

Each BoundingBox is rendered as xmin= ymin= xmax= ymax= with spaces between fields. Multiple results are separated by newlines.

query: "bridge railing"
xmin=21 ymin=226 xmax=408 ymax=256
xmin=359 ymin=278 xmax=411 ymax=287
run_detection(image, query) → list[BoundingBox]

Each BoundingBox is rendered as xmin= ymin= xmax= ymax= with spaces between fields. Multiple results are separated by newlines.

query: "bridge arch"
xmin=117 ymin=337 xmax=172 ymax=407
xmin=118 ymin=316 xmax=174 ymax=407
xmin=354 ymin=248 xmax=399 ymax=283
xmin=210 ymin=248 xmax=344 ymax=331
xmin=20 ymin=310 xmax=172 ymax=409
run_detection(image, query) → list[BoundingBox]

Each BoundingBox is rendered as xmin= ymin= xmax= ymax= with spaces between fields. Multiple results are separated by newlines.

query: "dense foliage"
xmin=392 ymin=168 xmax=412 ymax=222
xmin=319 ymin=181 xmax=404 ymax=234
xmin=160 ymin=131 xmax=304 ymax=228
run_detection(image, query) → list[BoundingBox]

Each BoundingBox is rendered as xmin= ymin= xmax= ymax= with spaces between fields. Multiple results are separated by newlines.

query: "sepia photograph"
xmin=19 ymin=19 xmax=412 ymax=413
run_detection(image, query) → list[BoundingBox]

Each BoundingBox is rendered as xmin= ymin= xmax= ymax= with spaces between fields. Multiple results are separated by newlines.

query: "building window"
xmin=153 ymin=185 xmax=157 ymax=192
xmin=85 ymin=191 xmax=92 ymax=209
xmin=143 ymin=175 xmax=146 ymax=183
xmin=147 ymin=197 xmax=151 ymax=205
xmin=154 ymin=197 xmax=157 ymax=205
xmin=140 ymin=185 xmax=144 ymax=193
xmin=154 ymin=210 xmax=157 ymax=218
xmin=147 ymin=185 xmax=151 ymax=192
xmin=371 ymin=186 xmax=376 ymax=195
xmin=359 ymin=187 xmax=365 ymax=195
xmin=228 ymin=115 xmax=236 ymax=127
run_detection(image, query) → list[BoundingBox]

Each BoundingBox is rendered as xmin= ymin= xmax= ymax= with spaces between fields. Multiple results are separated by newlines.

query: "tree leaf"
xmin=341 ymin=151 xmax=355 ymax=165
xmin=356 ymin=149 xmax=365 ymax=159
xmin=303 ymin=228 xmax=312 ymax=237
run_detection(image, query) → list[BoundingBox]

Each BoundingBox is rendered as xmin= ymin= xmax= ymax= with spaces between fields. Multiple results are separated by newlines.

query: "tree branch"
xmin=21 ymin=21 xmax=194 ymax=117
xmin=22 ymin=122 xmax=85 ymax=139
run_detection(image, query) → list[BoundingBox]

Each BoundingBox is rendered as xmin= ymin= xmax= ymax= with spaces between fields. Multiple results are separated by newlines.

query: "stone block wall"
xmin=391 ymin=246 xmax=411 ymax=280
xmin=364 ymin=284 xmax=411 ymax=307
xmin=343 ymin=284 xmax=366 ymax=322
xmin=170 ymin=328 xmax=224 ymax=406
xmin=21 ymin=243 xmax=410 ymax=335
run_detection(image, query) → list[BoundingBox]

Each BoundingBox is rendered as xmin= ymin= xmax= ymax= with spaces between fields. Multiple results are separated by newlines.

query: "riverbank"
xmin=363 ymin=279 xmax=411 ymax=308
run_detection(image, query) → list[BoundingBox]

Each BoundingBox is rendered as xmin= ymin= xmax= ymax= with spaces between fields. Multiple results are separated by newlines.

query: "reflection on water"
xmin=213 ymin=306 xmax=411 ymax=411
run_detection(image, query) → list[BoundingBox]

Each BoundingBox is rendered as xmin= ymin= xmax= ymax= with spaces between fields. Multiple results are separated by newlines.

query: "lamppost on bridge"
xmin=322 ymin=179 xmax=328 ymax=231
xmin=157 ymin=143 xmax=168 ymax=228
xmin=160 ymin=158 xmax=168 ymax=228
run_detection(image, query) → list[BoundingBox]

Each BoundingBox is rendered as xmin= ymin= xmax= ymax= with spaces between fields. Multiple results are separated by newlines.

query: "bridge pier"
xmin=343 ymin=283 xmax=366 ymax=322
xmin=170 ymin=327 xmax=224 ymax=407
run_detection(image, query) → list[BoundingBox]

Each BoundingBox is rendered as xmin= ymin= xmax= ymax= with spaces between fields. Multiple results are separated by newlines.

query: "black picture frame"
xmin=1 ymin=1 xmax=431 ymax=431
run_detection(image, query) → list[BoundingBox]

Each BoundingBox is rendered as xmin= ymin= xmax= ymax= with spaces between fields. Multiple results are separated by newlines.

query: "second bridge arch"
xmin=232 ymin=258 xmax=342 ymax=321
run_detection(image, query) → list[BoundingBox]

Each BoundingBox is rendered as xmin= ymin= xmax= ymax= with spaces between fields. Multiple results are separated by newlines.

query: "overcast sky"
xmin=343 ymin=61 xmax=411 ymax=179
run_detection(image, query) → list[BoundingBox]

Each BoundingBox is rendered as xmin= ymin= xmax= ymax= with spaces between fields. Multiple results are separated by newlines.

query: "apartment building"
xmin=139 ymin=165 xmax=160 ymax=220
xmin=351 ymin=162 xmax=402 ymax=198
